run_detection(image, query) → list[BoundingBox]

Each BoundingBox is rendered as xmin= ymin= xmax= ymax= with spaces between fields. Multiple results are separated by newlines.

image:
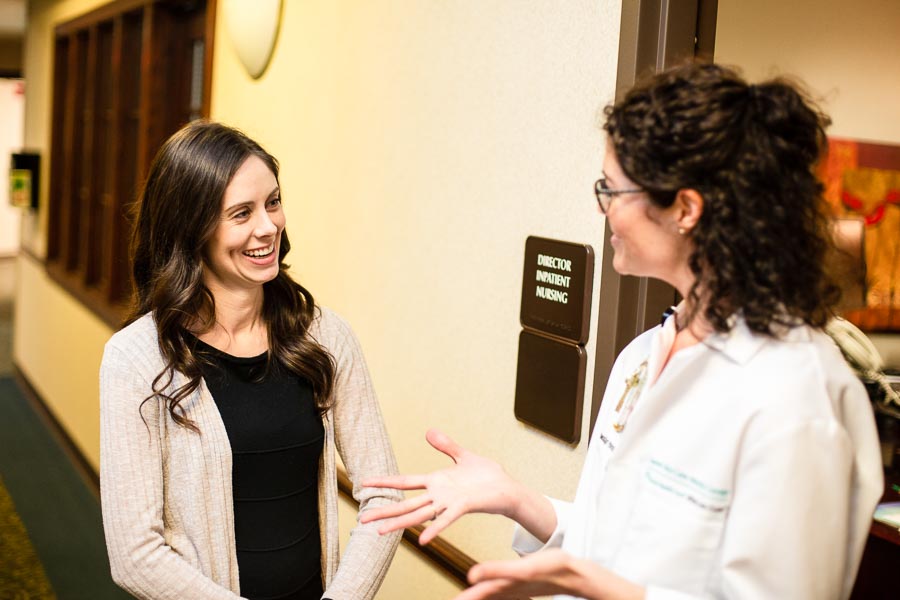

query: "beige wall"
xmin=716 ymin=0 xmax=900 ymax=365
xmin=716 ymin=0 xmax=900 ymax=143
xmin=13 ymin=253 xmax=111 ymax=467
xmin=16 ymin=0 xmax=622 ymax=596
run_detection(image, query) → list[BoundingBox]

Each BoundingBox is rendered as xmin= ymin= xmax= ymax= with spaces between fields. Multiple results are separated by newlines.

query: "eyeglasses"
xmin=594 ymin=178 xmax=644 ymax=214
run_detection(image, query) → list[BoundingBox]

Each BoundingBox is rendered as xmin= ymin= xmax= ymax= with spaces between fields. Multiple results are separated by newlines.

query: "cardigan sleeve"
xmin=100 ymin=343 xmax=243 ymax=600
xmin=318 ymin=310 xmax=403 ymax=600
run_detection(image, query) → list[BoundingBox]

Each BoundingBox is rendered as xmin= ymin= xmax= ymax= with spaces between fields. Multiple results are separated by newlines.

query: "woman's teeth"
xmin=244 ymin=244 xmax=274 ymax=258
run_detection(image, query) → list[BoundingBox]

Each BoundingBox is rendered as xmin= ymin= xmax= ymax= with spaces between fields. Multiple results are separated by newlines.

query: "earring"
xmin=678 ymin=227 xmax=686 ymax=235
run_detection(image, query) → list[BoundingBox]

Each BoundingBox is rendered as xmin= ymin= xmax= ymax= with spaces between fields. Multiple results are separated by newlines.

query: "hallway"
xmin=0 ymin=256 xmax=129 ymax=599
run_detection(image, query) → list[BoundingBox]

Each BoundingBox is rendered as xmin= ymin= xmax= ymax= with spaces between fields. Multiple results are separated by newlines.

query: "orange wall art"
xmin=820 ymin=138 xmax=900 ymax=331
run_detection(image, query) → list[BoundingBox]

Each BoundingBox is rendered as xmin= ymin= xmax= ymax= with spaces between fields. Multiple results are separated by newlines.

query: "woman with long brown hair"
xmin=100 ymin=120 xmax=401 ymax=599
xmin=362 ymin=63 xmax=883 ymax=600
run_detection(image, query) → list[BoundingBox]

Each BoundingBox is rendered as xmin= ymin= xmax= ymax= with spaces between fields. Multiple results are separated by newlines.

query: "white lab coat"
xmin=513 ymin=313 xmax=883 ymax=600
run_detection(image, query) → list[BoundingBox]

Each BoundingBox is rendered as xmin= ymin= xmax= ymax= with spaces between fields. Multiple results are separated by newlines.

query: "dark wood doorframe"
xmin=589 ymin=0 xmax=717 ymax=435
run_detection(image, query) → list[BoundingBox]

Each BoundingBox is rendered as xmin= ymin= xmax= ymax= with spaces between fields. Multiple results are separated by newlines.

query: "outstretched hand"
xmin=360 ymin=429 xmax=525 ymax=545
xmin=454 ymin=549 xmax=645 ymax=600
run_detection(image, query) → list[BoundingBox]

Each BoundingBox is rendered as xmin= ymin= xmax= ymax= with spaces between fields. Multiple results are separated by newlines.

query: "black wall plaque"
xmin=514 ymin=330 xmax=586 ymax=444
xmin=520 ymin=236 xmax=594 ymax=344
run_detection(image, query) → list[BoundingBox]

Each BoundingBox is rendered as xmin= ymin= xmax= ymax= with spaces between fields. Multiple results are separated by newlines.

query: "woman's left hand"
xmin=453 ymin=549 xmax=645 ymax=600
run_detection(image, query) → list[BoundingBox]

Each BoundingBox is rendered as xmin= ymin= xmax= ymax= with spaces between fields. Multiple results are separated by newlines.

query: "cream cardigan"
xmin=100 ymin=307 xmax=402 ymax=599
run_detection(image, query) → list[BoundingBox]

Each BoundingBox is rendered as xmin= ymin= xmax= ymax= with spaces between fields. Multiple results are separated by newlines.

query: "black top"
xmin=194 ymin=336 xmax=325 ymax=600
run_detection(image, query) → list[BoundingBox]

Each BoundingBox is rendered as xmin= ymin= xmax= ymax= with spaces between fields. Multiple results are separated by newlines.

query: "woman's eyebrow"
xmin=223 ymin=200 xmax=253 ymax=213
xmin=223 ymin=189 xmax=280 ymax=212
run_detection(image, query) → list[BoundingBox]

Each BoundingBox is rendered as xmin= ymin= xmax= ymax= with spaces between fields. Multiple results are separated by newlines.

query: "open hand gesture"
xmin=361 ymin=429 xmax=536 ymax=545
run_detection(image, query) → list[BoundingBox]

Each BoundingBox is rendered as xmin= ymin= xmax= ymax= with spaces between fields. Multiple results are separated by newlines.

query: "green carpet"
xmin=0 ymin=377 xmax=131 ymax=599
xmin=0 ymin=473 xmax=55 ymax=599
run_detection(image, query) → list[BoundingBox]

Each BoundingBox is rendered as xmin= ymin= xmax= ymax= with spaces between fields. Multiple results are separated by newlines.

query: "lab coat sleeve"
xmin=511 ymin=497 xmax=572 ymax=555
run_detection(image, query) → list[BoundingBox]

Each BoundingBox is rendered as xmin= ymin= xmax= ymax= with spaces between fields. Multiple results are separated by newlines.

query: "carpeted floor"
xmin=0 ymin=473 xmax=56 ymax=599
xmin=0 ymin=377 xmax=130 ymax=599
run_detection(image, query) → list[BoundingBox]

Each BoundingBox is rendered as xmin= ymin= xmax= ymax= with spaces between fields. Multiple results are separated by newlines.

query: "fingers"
xmin=453 ymin=579 xmax=520 ymax=600
xmin=361 ymin=474 xmax=429 ymax=490
xmin=381 ymin=501 xmax=439 ymax=534
xmin=368 ymin=498 xmax=439 ymax=535
xmin=468 ymin=559 xmax=523 ymax=585
xmin=425 ymin=428 xmax=467 ymax=463
xmin=470 ymin=549 xmax=567 ymax=583
xmin=418 ymin=503 xmax=465 ymax=545
xmin=359 ymin=493 xmax=432 ymax=525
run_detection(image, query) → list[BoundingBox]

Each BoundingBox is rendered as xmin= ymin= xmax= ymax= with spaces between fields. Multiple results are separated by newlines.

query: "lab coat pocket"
xmin=613 ymin=458 xmax=730 ymax=593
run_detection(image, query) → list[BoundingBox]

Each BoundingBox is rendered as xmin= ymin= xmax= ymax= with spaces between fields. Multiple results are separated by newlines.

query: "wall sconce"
xmin=223 ymin=0 xmax=283 ymax=79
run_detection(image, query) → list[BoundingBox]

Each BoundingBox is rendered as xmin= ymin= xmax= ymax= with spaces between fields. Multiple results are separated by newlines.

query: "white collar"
xmin=664 ymin=305 xmax=811 ymax=366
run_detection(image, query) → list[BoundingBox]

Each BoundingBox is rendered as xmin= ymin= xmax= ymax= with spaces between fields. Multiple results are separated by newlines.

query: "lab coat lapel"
xmin=610 ymin=349 xmax=701 ymax=459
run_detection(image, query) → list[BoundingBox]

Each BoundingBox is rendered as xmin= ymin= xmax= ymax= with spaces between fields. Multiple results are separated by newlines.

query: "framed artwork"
xmin=819 ymin=138 xmax=900 ymax=331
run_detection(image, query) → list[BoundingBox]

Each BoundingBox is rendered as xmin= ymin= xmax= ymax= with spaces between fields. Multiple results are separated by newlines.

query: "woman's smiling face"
xmin=202 ymin=154 xmax=285 ymax=295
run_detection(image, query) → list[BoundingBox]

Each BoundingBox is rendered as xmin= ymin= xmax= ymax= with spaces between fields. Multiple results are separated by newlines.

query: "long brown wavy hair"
xmin=603 ymin=63 xmax=840 ymax=335
xmin=126 ymin=120 xmax=335 ymax=431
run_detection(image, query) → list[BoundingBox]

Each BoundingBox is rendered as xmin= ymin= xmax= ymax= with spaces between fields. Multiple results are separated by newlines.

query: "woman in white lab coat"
xmin=361 ymin=63 xmax=884 ymax=600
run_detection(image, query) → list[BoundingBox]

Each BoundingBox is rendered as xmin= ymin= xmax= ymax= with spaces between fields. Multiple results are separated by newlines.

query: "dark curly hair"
xmin=603 ymin=63 xmax=840 ymax=336
xmin=126 ymin=120 xmax=335 ymax=431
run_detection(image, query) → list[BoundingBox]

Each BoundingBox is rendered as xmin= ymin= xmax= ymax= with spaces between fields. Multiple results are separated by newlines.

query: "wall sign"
xmin=520 ymin=236 xmax=594 ymax=344
xmin=515 ymin=236 xmax=594 ymax=445
xmin=514 ymin=330 xmax=586 ymax=444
